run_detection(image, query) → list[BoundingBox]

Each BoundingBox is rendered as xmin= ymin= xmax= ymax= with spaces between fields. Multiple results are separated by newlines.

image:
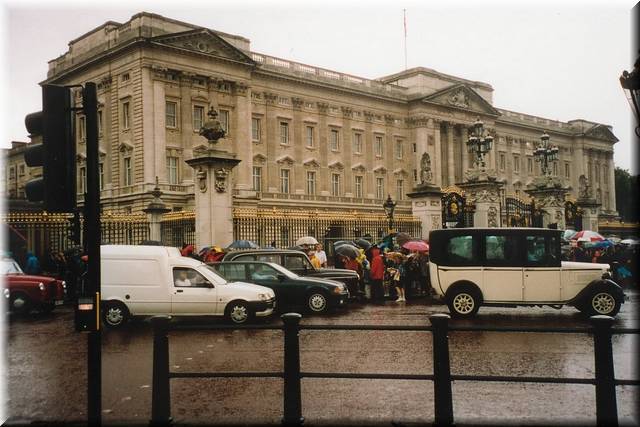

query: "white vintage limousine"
xmin=428 ymin=228 xmax=625 ymax=317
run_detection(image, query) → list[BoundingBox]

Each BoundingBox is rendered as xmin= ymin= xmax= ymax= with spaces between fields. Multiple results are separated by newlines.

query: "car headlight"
xmin=3 ymin=289 xmax=9 ymax=298
xmin=258 ymin=293 xmax=270 ymax=301
xmin=602 ymin=270 xmax=612 ymax=280
xmin=61 ymin=281 xmax=66 ymax=289
xmin=333 ymin=286 xmax=343 ymax=294
xmin=38 ymin=282 xmax=45 ymax=291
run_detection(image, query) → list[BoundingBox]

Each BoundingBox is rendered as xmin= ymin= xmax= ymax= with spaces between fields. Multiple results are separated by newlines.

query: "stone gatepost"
xmin=525 ymin=176 xmax=569 ymax=229
xmin=186 ymin=148 xmax=241 ymax=250
xmin=458 ymin=170 xmax=504 ymax=228
xmin=577 ymin=199 xmax=601 ymax=232
xmin=143 ymin=177 xmax=171 ymax=241
xmin=407 ymin=183 xmax=443 ymax=240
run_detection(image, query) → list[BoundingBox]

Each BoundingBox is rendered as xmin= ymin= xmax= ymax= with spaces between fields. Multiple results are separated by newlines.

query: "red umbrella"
xmin=570 ymin=231 xmax=605 ymax=242
xmin=402 ymin=240 xmax=429 ymax=252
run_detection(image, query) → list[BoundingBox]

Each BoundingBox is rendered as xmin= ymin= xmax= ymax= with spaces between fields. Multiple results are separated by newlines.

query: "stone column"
xmin=143 ymin=178 xmax=171 ymax=241
xmin=461 ymin=125 xmax=469 ymax=178
xmin=446 ymin=122 xmax=455 ymax=186
xmin=186 ymin=149 xmax=241 ymax=249
xmin=525 ymin=176 xmax=570 ymax=229
xmin=432 ymin=119 xmax=443 ymax=188
xmin=233 ymin=82 xmax=253 ymax=195
xmin=407 ymin=184 xmax=443 ymax=240
xmin=577 ymin=198 xmax=602 ymax=232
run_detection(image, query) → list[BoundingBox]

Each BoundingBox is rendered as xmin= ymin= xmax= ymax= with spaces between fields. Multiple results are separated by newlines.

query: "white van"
xmin=100 ymin=245 xmax=276 ymax=327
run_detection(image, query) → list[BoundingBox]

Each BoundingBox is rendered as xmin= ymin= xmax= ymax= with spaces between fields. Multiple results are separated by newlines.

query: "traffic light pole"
xmin=83 ymin=82 xmax=102 ymax=426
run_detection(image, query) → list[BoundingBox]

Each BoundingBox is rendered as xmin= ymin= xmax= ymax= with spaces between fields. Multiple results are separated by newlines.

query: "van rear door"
xmin=170 ymin=266 xmax=219 ymax=314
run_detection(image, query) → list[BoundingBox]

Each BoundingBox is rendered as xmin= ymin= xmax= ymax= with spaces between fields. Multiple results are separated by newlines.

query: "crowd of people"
xmin=565 ymin=240 xmax=638 ymax=287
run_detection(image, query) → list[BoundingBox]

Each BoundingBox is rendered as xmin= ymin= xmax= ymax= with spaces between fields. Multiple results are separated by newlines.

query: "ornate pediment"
xmin=393 ymin=168 xmax=408 ymax=177
xmin=303 ymin=158 xmax=320 ymax=168
xmin=253 ymin=154 xmax=267 ymax=164
xmin=351 ymin=163 xmax=366 ymax=173
xmin=373 ymin=165 xmax=387 ymax=174
xmin=421 ymin=84 xmax=500 ymax=117
xmin=118 ymin=142 xmax=134 ymax=153
xmin=328 ymin=160 xmax=344 ymax=170
xmin=150 ymin=29 xmax=255 ymax=66
xmin=276 ymin=155 xmax=295 ymax=165
xmin=584 ymin=124 xmax=619 ymax=143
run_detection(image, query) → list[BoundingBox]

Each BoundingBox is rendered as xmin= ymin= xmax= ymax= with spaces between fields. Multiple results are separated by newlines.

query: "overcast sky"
xmin=0 ymin=0 xmax=637 ymax=173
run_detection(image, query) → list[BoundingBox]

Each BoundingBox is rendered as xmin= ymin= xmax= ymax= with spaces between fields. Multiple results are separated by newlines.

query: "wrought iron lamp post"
xmin=620 ymin=56 xmax=640 ymax=136
xmin=382 ymin=194 xmax=396 ymax=233
xmin=533 ymin=131 xmax=559 ymax=176
xmin=466 ymin=117 xmax=494 ymax=171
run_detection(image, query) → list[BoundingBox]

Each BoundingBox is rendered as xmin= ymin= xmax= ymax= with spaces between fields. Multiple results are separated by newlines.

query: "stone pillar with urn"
xmin=407 ymin=152 xmax=443 ymax=239
xmin=576 ymin=174 xmax=602 ymax=232
xmin=143 ymin=177 xmax=171 ymax=241
xmin=186 ymin=106 xmax=241 ymax=249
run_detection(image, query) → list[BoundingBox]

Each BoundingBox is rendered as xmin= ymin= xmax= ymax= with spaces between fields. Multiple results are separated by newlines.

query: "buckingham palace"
xmin=4 ymin=11 xmax=621 ymax=241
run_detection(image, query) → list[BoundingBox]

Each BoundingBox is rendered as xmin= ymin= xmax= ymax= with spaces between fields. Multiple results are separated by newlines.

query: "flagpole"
xmin=404 ymin=9 xmax=407 ymax=70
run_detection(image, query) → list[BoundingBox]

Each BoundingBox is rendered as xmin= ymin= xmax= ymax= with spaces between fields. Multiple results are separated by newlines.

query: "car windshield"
xmin=0 ymin=259 xmax=23 ymax=275
xmin=268 ymin=262 xmax=300 ymax=279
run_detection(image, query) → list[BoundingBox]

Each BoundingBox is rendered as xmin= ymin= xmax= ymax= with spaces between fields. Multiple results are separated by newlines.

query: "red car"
xmin=2 ymin=258 xmax=66 ymax=314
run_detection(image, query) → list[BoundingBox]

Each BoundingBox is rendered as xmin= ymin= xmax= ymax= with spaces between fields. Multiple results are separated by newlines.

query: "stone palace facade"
xmin=7 ymin=12 xmax=619 ymax=220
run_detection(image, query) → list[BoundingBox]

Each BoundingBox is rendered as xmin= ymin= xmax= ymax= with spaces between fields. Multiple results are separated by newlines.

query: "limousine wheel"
xmin=586 ymin=291 xmax=621 ymax=316
xmin=103 ymin=301 xmax=129 ymax=328
xmin=226 ymin=301 xmax=252 ymax=324
xmin=307 ymin=292 xmax=328 ymax=313
xmin=447 ymin=288 xmax=480 ymax=317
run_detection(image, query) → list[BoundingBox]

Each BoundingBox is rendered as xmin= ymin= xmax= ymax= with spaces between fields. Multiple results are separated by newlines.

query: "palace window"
xmin=595 ymin=164 xmax=600 ymax=183
xmin=9 ymin=166 xmax=15 ymax=179
xmin=395 ymin=140 xmax=403 ymax=159
xmin=396 ymin=179 xmax=404 ymax=200
xmin=121 ymin=100 xmax=130 ymax=130
xmin=280 ymin=169 xmax=290 ymax=194
xmin=306 ymin=126 xmax=314 ymax=148
xmin=79 ymin=167 xmax=86 ymax=193
xmin=123 ymin=157 xmax=132 ymax=186
xmin=527 ymin=157 xmax=534 ymax=174
xmin=354 ymin=175 xmax=363 ymax=198
xmin=513 ymin=155 xmax=520 ymax=174
xmin=166 ymin=101 xmax=177 ymax=128
xmin=252 ymin=118 xmax=261 ymax=142
xmin=18 ymin=164 xmax=24 ymax=176
xmin=553 ymin=161 xmax=558 ymax=176
xmin=121 ymin=73 xmax=130 ymax=82
xmin=331 ymin=173 xmax=341 ymax=196
xmin=353 ymin=132 xmax=362 ymax=154
xmin=252 ymin=167 xmax=262 ymax=192
xmin=376 ymin=177 xmax=384 ymax=199
xmin=99 ymin=163 xmax=104 ymax=190
xmin=78 ymin=116 xmax=86 ymax=141
xmin=499 ymin=153 xmax=506 ymax=171
xmin=280 ymin=122 xmax=289 ymax=145
xmin=330 ymin=129 xmax=340 ymax=151
xmin=193 ymin=105 xmax=205 ymax=131
xmin=564 ymin=162 xmax=571 ymax=179
xmin=375 ymin=135 xmax=384 ymax=157
xmin=306 ymin=171 xmax=316 ymax=195
xmin=98 ymin=110 xmax=103 ymax=135
xmin=219 ymin=109 xmax=230 ymax=134
xmin=167 ymin=156 xmax=178 ymax=185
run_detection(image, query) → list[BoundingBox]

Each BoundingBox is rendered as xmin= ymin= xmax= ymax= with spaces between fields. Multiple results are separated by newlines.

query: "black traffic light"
xmin=24 ymin=84 xmax=76 ymax=212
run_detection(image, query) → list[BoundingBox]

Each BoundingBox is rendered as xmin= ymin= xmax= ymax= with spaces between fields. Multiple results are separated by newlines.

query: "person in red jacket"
xmin=369 ymin=247 xmax=385 ymax=304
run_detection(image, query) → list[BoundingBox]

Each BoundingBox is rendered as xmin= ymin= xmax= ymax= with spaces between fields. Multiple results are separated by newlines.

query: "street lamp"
xmin=382 ymin=194 xmax=396 ymax=233
xmin=620 ymin=56 xmax=640 ymax=137
xmin=466 ymin=117 xmax=494 ymax=171
xmin=533 ymin=131 xmax=559 ymax=176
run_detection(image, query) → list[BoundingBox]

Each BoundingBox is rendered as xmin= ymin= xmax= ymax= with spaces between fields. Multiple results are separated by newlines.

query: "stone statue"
xmin=199 ymin=106 xmax=226 ymax=144
xmin=419 ymin=153 xmax=433 ymax=184
xmin=578 ymin=175 xmax=592 ymax=199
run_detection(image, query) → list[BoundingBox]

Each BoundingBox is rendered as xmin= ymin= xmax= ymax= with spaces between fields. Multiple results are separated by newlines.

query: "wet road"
xmin=4 ymin=294 xmax=639 ymax=426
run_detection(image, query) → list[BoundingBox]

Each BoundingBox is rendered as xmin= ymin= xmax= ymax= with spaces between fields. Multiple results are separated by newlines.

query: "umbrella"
xmin=334 ymin=244 xmax=360 ymax=259
xmin=385 ymin=251 xmax=406 ymax=262
xmin=333 ymin=240 xmax=352 ymax=247
xmin=590 ymin=240 xmax=614 ymax=249
xmin=563 ymin=229 xmax=578 ymax=241
xmin=402 ymin=240 xmax=429 ymax=252
xmin=395 ymin=232 xmax=411 ymax=246
xmin=571 ymin=231 xmax=605 ymax=242
xmin=295 ymin=236 xmax=318 ymax=246
xmin=226 ymin=240 xmax=260 ymax=250
xmin=353 ymin=239 xmax=372 ymax=250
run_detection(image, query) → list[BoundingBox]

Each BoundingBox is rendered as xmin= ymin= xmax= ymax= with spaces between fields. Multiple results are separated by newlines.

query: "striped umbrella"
xmin=570 ymin=230 xmax=605 ymax=242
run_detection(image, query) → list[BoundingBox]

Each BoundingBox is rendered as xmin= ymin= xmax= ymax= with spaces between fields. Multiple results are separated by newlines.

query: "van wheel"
xmin=584 ymin=290 xmax=622 ymax=317
xmin=307 ymin=291 xmax=328 ymax=313
xmin=10 ymin=293 xmax=31 ymax=315
xmin=447 ymin=288 xmax=481 ymax=317
xmin=226 ymin=301 xmax=252 ymax=324
xmin=103 ymin=301 xmax=129 ymax=328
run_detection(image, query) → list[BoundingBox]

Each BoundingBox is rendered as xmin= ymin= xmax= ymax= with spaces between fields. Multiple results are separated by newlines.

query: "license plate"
xmin=54 ymin=300 xmax=64 ymax=306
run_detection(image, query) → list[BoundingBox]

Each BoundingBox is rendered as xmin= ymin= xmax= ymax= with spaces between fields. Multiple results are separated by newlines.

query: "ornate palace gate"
xmin=504 ymin=195 xmax=543 ymax=228
xmin=441 ymin=186 xmax=474 ymax=228
xmin=564 ymin=199 xmax=583 ymax=231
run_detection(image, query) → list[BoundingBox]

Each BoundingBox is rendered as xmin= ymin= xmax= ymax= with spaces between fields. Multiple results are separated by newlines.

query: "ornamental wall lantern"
xmin=466 ymin=117 xmax=494 ymax=171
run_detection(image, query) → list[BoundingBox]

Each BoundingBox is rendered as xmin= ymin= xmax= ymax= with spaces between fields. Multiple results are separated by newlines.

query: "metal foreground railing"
xmin=148 ymin=314 xmax=639 ymax=427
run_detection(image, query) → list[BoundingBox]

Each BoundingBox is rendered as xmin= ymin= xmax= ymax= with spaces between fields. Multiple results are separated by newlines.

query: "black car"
xmin=212 ymin=261 xmax=349 ymax=313
xmin=221 ymin=249 xmax=359 ymax=292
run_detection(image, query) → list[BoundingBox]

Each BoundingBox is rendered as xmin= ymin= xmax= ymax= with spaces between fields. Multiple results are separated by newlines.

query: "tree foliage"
xmin=615 ymin=167 xmax=639 ymax=222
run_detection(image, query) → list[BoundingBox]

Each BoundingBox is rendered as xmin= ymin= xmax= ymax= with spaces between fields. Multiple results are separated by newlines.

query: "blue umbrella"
xmin=226 ymin=240 xmax=260 ymax=250
xmin=590 ymin=240 xmax=614 ymax=249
